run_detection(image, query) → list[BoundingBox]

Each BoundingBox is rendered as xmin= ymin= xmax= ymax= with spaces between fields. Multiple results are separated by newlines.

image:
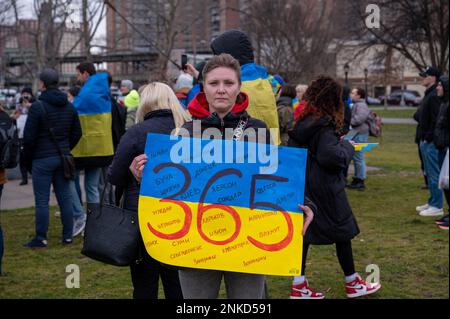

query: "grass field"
xmin=371 ymin=108 xmax=417 ymax=119
xmin=0 ymin=123 xmax=448 ymax=299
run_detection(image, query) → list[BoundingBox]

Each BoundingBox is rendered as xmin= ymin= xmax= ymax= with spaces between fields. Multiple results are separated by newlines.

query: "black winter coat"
xmin=183 ymin=111 xmax=271 ymax=144
xmin=414 ymin=84 xmax=440 ymax=143
xmin=108 ymin=110 xmax=176 ymax=212
xmin=23 ymin=89 xmax=82 ymax=165
xmin=288 ymin=115 xmax=360 ymax=244
xmin=434 ymin=101 xmax=449 ymax=150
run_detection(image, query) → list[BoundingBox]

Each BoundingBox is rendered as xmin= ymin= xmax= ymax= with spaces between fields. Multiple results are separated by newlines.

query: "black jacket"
xmin=183 ymin=111 xmax=271 ymax=144
xmin=288 ymin=115 xmax=360 ymax=244
xmin=414 ymin=84 xmax=440 ymax=143
xmin=23 ymin=89 xmax=81 ymax=164
xmin=111 ymin=96 xmax=126 ymax=151
xmin=108 ymin=110 xmax=176 ymax=212
xmin=434 ymin=101 xmax=449 ymax=150
xmin=434 ymin=76 xmax=449 ymax=150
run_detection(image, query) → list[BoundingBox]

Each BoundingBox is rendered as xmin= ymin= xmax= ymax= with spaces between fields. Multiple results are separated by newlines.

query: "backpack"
xmin=366 ymin=111 xmax=382 ymax=137
xmin=0 ymin=114 xmax=20 ymax=169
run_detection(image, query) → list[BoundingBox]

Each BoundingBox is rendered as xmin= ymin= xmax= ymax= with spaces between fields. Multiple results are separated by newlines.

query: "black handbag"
xmin=81 ymin=182 xmax=140 ymax=266
xmin=38 ymin=101 xmax=76 ymax=180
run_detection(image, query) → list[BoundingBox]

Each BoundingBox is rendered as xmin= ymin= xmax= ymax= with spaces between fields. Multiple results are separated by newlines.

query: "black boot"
xmin=347 ymin=178 xmax=365 ymax=190
xmin=346 ymin=178 xmax=359 ymax=188
xmin=19 ymin=180 xmax=28 ymax=186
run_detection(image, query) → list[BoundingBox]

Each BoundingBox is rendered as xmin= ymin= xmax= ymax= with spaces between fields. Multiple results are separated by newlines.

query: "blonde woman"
xmin=108 ymin=82 xmax=190 ymax=299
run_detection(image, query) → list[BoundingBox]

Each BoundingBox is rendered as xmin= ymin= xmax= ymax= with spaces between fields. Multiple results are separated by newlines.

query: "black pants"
xmin=301 ymin=241 xmax=355 ymax=277
xmin=130 ymin=242 xmax=183 ymax=299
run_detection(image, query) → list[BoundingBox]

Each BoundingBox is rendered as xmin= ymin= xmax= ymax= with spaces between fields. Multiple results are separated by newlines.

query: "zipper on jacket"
xmin=220 ymin=118 xmax=225 ymax=137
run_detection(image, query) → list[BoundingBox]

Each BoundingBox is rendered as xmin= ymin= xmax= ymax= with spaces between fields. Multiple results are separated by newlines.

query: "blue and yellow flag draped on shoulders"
xmin=71 ymin=73 xmax=114 ymax=158
xmin=241 ymin=63 xmax=280 ymax=144
xmin=138 ymin=133 xmax=308 ymax=276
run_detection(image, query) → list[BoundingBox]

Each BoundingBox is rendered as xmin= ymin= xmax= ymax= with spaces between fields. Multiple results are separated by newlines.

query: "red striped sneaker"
xmin=345 ymin=274 xmax=381 ymax=298
xmin=290 ymin=279 xmax=325 ymax=299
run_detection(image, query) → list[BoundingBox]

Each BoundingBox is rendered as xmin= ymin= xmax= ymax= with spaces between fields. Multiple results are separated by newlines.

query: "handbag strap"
xmin=37 ymin=101 xmax=65 ymax=158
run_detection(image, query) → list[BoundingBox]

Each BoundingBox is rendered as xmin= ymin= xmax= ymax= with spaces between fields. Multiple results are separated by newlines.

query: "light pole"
xmin=344 ymin=63 xmax=350 ymax=86
xmin=364 ymin=68 xmax=369 ymax=103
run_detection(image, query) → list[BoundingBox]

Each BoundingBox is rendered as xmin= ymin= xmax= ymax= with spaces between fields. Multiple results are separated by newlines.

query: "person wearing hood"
xmin=288 ymin=76 xmax=381 ymax=299
xmin=434 ymin=75 xmax=449 ymax=229
xmin=129 ymin=54 xmax=315 ymax=299
xmin=22 ymin=68 xmax=82 ymax=248
xmin=124 ymin=89 xmax=140 ymax=129
xmin=210 ymin=30 xmax=281 ymax=144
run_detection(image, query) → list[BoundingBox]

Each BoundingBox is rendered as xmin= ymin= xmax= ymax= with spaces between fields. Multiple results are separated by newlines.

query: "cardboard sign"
xmin=138 ymin=133 xmax=307 ymax=276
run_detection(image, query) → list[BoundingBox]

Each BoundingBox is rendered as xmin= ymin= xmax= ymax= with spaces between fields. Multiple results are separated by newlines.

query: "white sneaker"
xmin=419 ymin=206 xmax=444 ymax=217
xmin=73 ymin=214 xmax=87 ymax=237
xmin=416 ymin=204 xmax=429 ymax=212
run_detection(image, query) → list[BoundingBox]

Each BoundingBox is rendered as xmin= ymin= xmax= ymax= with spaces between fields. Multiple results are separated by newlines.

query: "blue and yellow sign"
xmin=138 ymin=133 xmax=308 ymax=276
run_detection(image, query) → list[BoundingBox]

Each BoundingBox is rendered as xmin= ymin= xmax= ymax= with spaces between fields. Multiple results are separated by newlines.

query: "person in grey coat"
xmin=347 ymin=88 xmax=370 ymax=190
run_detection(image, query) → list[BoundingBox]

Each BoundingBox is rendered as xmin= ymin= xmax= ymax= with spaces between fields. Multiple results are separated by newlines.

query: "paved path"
xmin=382 ymin=118 xmax=416 ymax=125
xmin=1 ymin=174 xmax=84 ymax=211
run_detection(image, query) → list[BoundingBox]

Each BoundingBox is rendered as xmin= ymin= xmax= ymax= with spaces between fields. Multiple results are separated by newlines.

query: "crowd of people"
xmin=0 ymin=29 xmax=447 ymax=299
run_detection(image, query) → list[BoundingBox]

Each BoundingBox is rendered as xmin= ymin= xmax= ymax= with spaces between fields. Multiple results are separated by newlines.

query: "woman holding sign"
xmin=130 ymin=54 xmax=315 ymax=299
xmin=288 ymin=76 xmax=381 ymax=299
xmin=108 ymin=82 xmax=191 ymax=299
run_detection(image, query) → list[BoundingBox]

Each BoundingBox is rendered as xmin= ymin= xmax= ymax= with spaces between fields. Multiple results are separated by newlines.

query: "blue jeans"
xmin=352 ymin=132 xmax=369 ymax=180
xmin=420 ymin=142 xmax=443 ymax=208
xmin=32 ymin=156 xmax=74 ymax=241
xmin=70 ymin=180 xmax=85 ymax=220
xmin=76 ymin=168 xmax=101 ymax=204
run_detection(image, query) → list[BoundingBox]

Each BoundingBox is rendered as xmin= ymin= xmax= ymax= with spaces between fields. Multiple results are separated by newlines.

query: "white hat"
xmin=175 ymin=73 xmax=193 ymax=91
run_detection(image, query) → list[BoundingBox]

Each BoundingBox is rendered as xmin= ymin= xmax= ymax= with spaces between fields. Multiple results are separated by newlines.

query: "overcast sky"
xmin=12 ymin=0 xmax=106 ymax=48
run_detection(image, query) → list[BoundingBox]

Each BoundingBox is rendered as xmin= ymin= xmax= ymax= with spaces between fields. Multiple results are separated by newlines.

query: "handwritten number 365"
xmin=146 ymin=163 xmax=294 ymax=252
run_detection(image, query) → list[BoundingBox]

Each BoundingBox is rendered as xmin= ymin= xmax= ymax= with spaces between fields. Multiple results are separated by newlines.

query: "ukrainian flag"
xmin=240 ymin=63 xmax=280 ymax=144
xmin=71 ymin=73 xmax=114 ymax=158
xmin=292 ymin=97 xmax=300 ymax=109
xmin=138 ymin=133 xmax=307 ymax=276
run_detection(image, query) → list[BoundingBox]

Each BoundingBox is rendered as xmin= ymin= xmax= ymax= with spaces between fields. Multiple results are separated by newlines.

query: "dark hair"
xmin=354 ymin=87 xmax=366 ymax=99
xmin=280 ymin=85 xmax=297 ymax=99
xmin=76 ymin=62 xmax=96 ymax=76
xmin=68 ymin=86 xmax=81 ymax=97
xmin=297 ymin=75 xmax=344 ymax=133
xmin=202 ymin=53 xmax=241 ymax=84
xmin=21 ymin=87 xmax=34 ymax=97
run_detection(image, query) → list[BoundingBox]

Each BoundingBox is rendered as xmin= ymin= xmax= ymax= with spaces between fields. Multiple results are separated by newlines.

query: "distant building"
xmin=106 ymin=0 xmax=244 ymax=84
xmin=0 ymin=18 xmax=84 ymax=89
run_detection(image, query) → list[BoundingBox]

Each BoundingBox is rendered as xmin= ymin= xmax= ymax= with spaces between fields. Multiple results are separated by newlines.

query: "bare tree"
xmin=1 ymin=0 xmax=106 ymax=89
xmin=238 ymin=0 xmax=346 ymax=83
xmin=349 ymin=0 xmax=449 ymax=73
